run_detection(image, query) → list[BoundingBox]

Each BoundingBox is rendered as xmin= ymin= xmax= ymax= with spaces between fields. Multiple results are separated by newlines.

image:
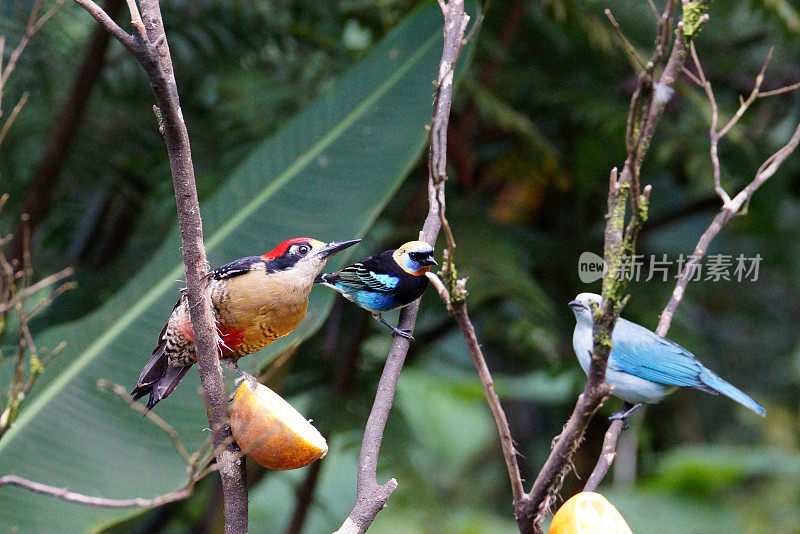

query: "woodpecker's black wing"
xmin=207 ymin=256 xmax=266 ymax=280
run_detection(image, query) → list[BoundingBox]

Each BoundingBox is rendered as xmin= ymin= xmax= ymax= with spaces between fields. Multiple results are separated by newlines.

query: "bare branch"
xmin=757 ymin=81 xmax=800 ymax=98
xmin=681 ymin=65 xmax=703 ymax=87
xmin=285 ymin=458 xmax=323 ymax=534
xmin=584 ymin=417 xmax=626 ymax=492
xmin=657 ymin=74 xmax=800 ymax=337
xmin=32 ymin=0 xmax=64 ymax=33
xmin=73 ymin=0 xmax=249 ymax=530
xmin=72 ymin=0 xmax=137 ymax=53
xmin=0 ymin=475 xmax=192 ymax=508
xmin=716 ymin=48 xmax=772 ymax=140
xmin=425 ymin=272 xmax=525 ymax=505
xmin=336 ymin=2 xmax=469 ymax=533
xmin=97 ymin=379 xmax=193 ymax=465
xmin=0 ymin=92 xmax=28 ymax=149
xmin=604 ymin=9 xmax=646 ymax=71
xmin=0 ymin=267 xmax=73 ymax=314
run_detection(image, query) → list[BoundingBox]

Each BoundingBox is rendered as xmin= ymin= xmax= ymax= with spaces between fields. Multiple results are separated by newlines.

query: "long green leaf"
xmin=0 ymin=4 xmax=447 ymax=531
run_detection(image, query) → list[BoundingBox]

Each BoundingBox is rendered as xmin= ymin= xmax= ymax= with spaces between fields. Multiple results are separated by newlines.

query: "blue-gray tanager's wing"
xmin=610 ymin=318 xmax=766 ymax=416
xmin=609 ymin=318 xmax=710 ymax=389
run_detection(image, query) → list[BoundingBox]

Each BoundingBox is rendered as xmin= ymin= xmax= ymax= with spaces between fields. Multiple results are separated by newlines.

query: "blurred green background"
xmin=1 ymin=0 xmax=799 ymax=532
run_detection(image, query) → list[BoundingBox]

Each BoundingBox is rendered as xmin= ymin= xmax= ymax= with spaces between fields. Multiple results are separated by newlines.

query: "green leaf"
xmin=0 ymin=3 xmax=456 ymax=531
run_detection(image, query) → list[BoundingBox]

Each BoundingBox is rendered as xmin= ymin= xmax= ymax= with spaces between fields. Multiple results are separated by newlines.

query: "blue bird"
xmin=316 ymin=241 xmax=437 ymax=339
xmin=569 ymin=292 xmax=766 ymax=419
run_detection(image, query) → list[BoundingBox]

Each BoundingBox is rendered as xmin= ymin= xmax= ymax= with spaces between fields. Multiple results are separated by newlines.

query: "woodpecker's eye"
xmin=296 ymin=244 xmax=311 ymax=256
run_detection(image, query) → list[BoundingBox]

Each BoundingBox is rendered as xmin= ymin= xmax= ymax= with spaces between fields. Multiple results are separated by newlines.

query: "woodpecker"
xmin=316 ymin=240 xmax=436 ymax=339
xmin=131 ymin=237 xmax=361 ymax=410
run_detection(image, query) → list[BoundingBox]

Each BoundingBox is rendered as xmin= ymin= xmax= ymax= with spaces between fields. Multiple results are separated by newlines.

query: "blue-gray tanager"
xmin=569 ymin=293 xmax=766 ymax=418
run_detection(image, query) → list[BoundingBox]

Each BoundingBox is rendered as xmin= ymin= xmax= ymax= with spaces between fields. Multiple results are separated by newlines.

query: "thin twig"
xmin=0 ymin=267 xmax=73 ymax=314
xmin=426 ymin=272 xmax=525 ymax=505
xmin=0 ymin=0 xmax=42 ymax=89
xmin=681 ymin=65 xmax=703 ymax=87
xmin=604 ymin=9 xmax=647 ymax=71
xmin=584 ymin=416 xmax=627 ymax=492
xmin=97 ymin=379 xmax=193 ymax=465
xmin=715 ymin=47 xmax=772 ymax=140
xmin=0 ymin=92 xmax=28 ymax=149
xmin=72 ymin=0 xmax=137 ymax=52
xmin=758 ymin=81 xmax=800 ymax=98
xmin=0 ymin=475 xmax=193 ymax=508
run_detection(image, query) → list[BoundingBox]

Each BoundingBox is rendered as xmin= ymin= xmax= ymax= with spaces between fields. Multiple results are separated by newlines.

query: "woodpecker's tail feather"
xmin=130 ymin=345 xmax=191 ymax=411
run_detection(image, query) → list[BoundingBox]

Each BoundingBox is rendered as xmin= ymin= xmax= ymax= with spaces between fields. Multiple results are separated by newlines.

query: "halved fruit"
xmin=549 ymin=491 xmax=632 ymax=534
xmin=230 ymin=380 xmax=327 ymax=470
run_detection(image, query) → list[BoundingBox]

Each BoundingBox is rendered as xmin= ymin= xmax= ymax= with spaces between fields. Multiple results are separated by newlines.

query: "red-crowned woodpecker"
xmin=131 ymin=237 xmax=360 ymax=410
xmin=316 ymin=240 xmax=436 ymax=339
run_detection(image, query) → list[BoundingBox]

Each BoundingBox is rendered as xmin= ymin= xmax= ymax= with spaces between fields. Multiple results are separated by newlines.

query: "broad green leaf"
xmin=0 ymin=3 xmax=455 ymax=531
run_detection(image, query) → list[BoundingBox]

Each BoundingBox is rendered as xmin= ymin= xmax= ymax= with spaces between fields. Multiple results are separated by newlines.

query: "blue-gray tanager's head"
xmin=568 ymin=292 xmax=766 ymax=418
xmin=568 ymin=292 xmax=601 ymax=327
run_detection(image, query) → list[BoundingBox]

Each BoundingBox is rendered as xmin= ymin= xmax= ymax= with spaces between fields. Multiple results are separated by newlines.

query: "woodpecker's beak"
xmin=568 ymin=300 xmax=583 ymax=310
xmin=420 ymin=255 xmax=438 ymax=266
xmin=317 ymin=239 xmax=361 ymax=259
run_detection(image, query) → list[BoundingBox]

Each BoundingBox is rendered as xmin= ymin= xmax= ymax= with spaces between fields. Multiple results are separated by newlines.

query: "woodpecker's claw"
xmin=222 ymin=360 xmax=259 ymax=399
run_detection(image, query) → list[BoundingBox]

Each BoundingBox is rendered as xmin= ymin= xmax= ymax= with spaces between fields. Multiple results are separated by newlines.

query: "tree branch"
xmin=585 ymin=0 xmax=799 ymax=497
xmin=657 ymin=48 xmax=800 ymax=336
xmin=583 ymin=410 xmax=628 ymax=492
xmin=519 ymin=2 xmax=705 ymax=531
xmin=73 ymin=1 xmax=248 ymax=532
xmin=426 ymin=271 xmax=525 ymax=507
xmin=72 ymin=0 xmax=136 ymax=53
xmin=0 ymin=475 xmax=193 ymax=508
xmin=335 ymin=3 xmax=469 ymax=533
xmin=285 ymin=457 xmax=323 ymax=534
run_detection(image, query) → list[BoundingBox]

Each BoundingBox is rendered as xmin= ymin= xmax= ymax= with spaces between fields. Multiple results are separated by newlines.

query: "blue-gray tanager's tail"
xmin=699 ymin=368 xmax=766 ymax=417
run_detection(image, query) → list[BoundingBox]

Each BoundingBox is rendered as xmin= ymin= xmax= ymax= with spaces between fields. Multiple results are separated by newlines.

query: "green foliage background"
xmin=1 ymin=0 xmax=799 ymax=532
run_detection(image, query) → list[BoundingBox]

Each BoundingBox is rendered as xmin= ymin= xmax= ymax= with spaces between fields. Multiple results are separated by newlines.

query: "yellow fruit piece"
xmin=230 ymin=380 xmax=328 ymax=470
xmin=549 ymin=492 xmax=632 ymax=534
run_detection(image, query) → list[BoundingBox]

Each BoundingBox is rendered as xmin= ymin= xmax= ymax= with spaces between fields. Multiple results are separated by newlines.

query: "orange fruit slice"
xmin=549 ymin=492 xmax=632 ymax=534
xmin=230 ymin=380 xmax=327 ymax=470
